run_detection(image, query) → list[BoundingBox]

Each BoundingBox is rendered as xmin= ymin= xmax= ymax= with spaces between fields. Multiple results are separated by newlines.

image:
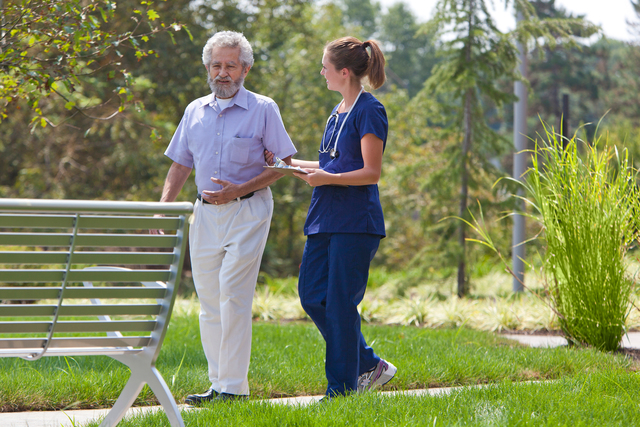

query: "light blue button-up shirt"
xmin=165 ymin=86 xmax=297 ymax=194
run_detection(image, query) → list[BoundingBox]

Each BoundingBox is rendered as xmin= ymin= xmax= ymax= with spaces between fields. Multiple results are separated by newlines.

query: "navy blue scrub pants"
xmin=298 ymin=232 xmax=382 ymax=396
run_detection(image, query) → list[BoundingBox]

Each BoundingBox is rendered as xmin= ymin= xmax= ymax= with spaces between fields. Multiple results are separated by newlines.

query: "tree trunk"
xmin=458 ymin=0 xmax=474 ymax=298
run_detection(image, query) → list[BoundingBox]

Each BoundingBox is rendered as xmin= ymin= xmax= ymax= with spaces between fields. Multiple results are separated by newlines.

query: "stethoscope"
xmin=319 ymin=86 xmax=364 ymax=159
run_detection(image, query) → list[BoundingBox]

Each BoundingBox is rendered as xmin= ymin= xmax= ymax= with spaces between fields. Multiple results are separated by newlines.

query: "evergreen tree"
xmin=424 ymin=0 xmax=597 ymax=296
xmin=426 ymin=0 xmax=520 ymax=296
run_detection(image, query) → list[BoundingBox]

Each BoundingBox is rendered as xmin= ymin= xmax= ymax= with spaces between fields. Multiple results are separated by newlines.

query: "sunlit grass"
xmin=89 ymin=370 xmax=640 ymax=427
xmin=2 ymin=308 xmax=637 ymax=412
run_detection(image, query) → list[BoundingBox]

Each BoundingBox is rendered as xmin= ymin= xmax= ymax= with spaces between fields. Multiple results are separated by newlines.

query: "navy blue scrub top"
xmin=304 ymin=92 xmax=388 ymax=237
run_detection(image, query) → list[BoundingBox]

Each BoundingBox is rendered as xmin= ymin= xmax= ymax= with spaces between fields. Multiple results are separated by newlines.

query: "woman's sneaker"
xmin=357 ymin=359 xmax=397 ymax=392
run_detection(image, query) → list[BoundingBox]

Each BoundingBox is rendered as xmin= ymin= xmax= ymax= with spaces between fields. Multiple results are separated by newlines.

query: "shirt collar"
xmin=204 ymin=85 xmax=249 ymax=111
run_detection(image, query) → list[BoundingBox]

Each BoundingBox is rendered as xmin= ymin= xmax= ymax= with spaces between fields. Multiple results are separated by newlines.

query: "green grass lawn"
xmin=87 ymin=372 xmax=640 ymax=426
xmin=1 ymin=304 xmax=638 ymax=418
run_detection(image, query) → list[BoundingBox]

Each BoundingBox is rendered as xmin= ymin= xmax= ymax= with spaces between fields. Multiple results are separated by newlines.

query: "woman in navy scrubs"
xmin=267 ymin=37 xmax=396 ymax=398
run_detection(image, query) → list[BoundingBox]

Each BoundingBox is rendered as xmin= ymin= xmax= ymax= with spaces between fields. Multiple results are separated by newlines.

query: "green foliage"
xmin=523 ymin=128 xmax=639 ymax=351
xmin=426 ymin=0 xmax=520 ymax=109
xmin=338 ymin=0 xmax=380 ymax=37
xmin=525 ymin=1 xmax=606 ymax=139
xmin=339 ymin=0 xmax=439 ymax=96
xmin=510 ymin=0 xmax=599 ymax=50
xmin=379 ymin=3 xmax=438 ymax=97
xmin=377 ymin=88 xmax=513 ymax=283
xmin=0 ymin=0 xmax=188 ymax=128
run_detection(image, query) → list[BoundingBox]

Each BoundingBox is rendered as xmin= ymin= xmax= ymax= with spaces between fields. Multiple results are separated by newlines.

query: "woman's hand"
xmin=294 ymin=169 xmax=335 ymax=187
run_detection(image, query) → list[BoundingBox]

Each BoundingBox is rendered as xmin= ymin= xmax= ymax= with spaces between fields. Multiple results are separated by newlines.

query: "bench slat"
xmin=0 ymin=336 xmax=151 ymax=349
xmin=0 ymin=286 xmax=167 ymax=300
xmin=0 ymin=348 xmax=140 ymax=357
xmin=0 ymin=251 xmax=69 ymax=264
xmin=0 ymin=233 xmax=72 ymax=246
xmin=77 ymin=216 xmax=181 ymax=230
xmin=0 ymin=199 xmax=192 ymax=214
xmin=69 ymin=269 xmax=172 ymax=282
xmin=0 ymin=320 xmax=157 ymax=333
xmin=0 ymin=269 xmax=171 ymax=283
xmin=0 ymin=251 xmax=175 ymax=265
xmin=0 ymin=304 xmax=162 ymax=317
xmin=0 ymin=233 xmax=178 ymax=248
xmin=0 ymin=215 xmax=182 ymax=231
xmin=0 ymin=214 xmax=74 ymax=228
xmin=72 ymin=252 xmax=175 ymax=265
xmin=75 ymin=234 xmax=178 ymax=248
xmin=0 ymin=270 xmax=65 ymax=282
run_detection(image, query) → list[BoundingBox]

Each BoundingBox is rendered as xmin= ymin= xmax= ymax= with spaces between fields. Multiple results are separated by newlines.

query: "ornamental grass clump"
xmin=524 ymin=129 xmax=640 ymax=351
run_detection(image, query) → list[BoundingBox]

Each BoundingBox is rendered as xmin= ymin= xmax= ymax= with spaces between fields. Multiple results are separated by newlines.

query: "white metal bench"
xmin=0 ymin=198 xmax=193 ymax=427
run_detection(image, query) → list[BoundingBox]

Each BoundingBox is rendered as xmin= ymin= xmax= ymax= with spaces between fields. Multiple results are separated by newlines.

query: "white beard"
xmin=208 ymin=74 xmax=244 ymax=99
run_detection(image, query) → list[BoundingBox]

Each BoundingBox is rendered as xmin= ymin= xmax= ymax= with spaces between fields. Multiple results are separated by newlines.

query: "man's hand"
xmin=264 ymin=149 xmax=275 ymax=166
xmin=202 ymin=177 xmax=244 ymax=205
xmin=149 ymin=213 xmax=165 ymax=235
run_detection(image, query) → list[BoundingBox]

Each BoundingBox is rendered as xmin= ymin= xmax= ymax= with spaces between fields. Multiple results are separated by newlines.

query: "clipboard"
xmin=264 ymin=165 xmax=348 ymax=187
xmin=264 ymin=165 xmax=309 ymax=176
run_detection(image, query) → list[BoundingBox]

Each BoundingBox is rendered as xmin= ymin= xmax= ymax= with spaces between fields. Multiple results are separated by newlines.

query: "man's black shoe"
xmin=215 ymin=392 xmax=248 ymax=403
xmin=185 ymin=388 xmax=218 ymax=406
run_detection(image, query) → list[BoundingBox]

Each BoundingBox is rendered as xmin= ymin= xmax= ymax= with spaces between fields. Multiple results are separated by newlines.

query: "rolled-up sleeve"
xmin=165 ymin=107 xmax=195 ymax=168
xmin=262 ymin=102 xmax=297 ymax=159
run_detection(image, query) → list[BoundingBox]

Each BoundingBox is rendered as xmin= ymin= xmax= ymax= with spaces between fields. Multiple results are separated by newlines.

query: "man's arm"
xmin=159 ymin=162 xmax=192 ymax=202
xmin=150 ymin=162 xmax=192 ymax=235
xmin=201 ymin=155 xmax=291 ymax=205
xmin=264 ymin=149 xmax=319 ymax=169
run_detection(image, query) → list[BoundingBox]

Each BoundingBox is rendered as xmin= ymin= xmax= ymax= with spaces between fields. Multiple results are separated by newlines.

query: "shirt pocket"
xmin=229 ymin=137 xmax=261 ymax=165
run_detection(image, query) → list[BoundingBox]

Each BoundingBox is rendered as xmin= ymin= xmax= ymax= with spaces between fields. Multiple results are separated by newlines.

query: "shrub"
xmin=522 ymin=129 xmax=640 ymax=351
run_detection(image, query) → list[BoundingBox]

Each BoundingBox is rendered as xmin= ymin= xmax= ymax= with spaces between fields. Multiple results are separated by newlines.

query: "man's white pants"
xmin=189 ymin=187 xmax=273 ymax=396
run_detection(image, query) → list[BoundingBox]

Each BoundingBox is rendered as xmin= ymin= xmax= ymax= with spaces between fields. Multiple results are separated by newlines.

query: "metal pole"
xmin=512 ymin=9 xmax=527 ymax=292
xmin=562 ymin=93 xmax=570 ymax=146
xmin=0 ymin=0 xmax=5 ymax=54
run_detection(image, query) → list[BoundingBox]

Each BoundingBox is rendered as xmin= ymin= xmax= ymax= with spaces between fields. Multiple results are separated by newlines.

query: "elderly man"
xmin=153 ymin=31 xmax=296 ymax=404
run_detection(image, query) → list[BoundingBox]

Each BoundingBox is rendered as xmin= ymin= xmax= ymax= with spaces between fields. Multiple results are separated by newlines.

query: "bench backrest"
xmin=0 ymin=198 xmax=192 ymax=361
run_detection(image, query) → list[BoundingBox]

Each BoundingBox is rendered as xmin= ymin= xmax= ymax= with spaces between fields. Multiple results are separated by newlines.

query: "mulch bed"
xmin=616 ymin=348 xmax=640 ymax=363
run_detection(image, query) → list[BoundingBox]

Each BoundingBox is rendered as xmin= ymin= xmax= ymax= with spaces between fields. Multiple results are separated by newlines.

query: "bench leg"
xmin=99 ymin=370 xmax=146 ymax=427
xmin=100 ymin=355 xmax=185 ymax=427
xmin=145 ymin=365 xmax=185 ymax=427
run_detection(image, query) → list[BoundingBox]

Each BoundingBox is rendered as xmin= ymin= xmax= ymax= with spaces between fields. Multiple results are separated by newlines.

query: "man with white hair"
xmin=153 ymin=31 xmax=297 ymax=404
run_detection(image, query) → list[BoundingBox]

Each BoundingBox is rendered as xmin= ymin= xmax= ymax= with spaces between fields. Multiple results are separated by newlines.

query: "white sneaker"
xmin=357 ymin=359 xmax=397 ymax=392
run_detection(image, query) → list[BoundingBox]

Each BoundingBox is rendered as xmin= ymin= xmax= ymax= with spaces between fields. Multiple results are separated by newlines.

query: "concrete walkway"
xmin=4 ymin=332 xmax=640 ymax=427
xmin=502 ymin=331 xmax=640 ymax=349
xmin=1 ymin=387 xmax=466 ymax=427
